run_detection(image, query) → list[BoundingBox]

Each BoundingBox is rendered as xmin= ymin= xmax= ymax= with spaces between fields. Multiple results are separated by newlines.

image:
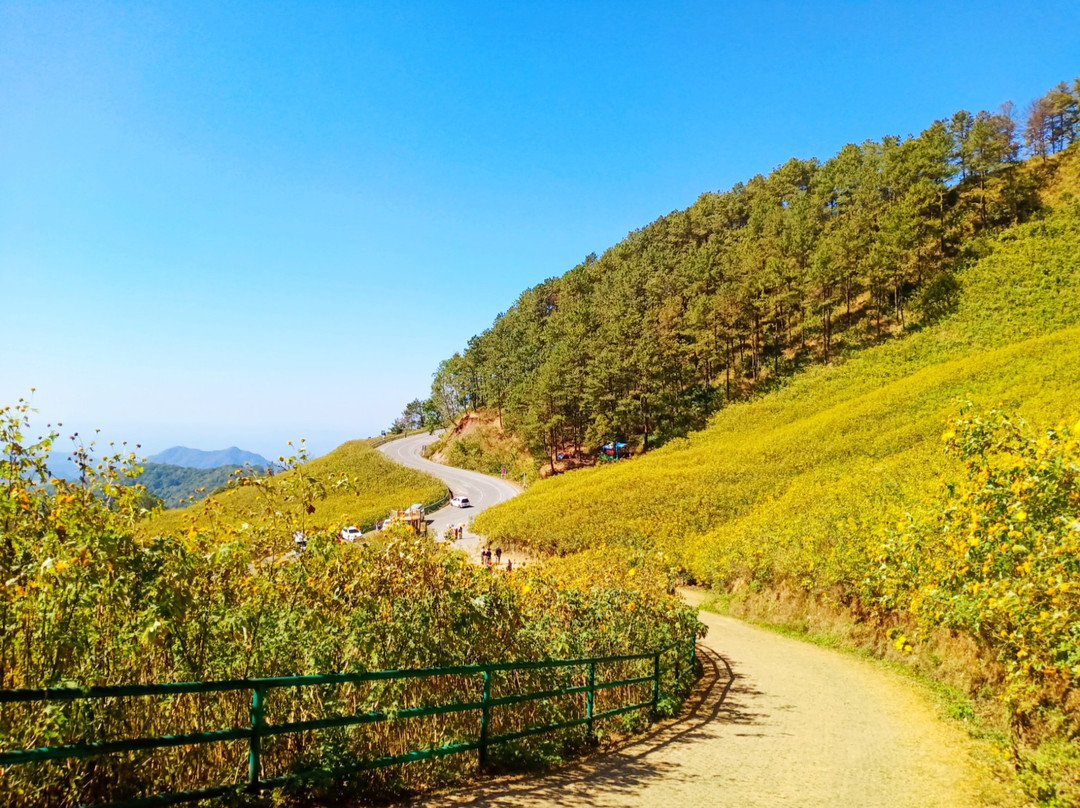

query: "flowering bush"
xmin=0 ymin=399 xmax=698 ymax=805
xmin=873 ymin=408 xmax=1080 ymax=725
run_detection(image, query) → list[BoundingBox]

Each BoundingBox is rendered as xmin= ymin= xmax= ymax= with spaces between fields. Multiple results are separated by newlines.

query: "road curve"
xmin=380 ymin=437 xmax=1006 ymax=807
xmin=378 ymin=432 xmax=521 ymax=561
xmin=412 ymin=597 xmax=1002 ymax=808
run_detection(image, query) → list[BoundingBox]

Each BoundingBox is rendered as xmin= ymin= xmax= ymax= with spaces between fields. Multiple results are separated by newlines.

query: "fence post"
xmin=586 ymin=660 xmax=597 ymax=739
xmin=652 ymin=652 xmax=661 ymax=714
xmin=248 ymin=684 xmax=266 ymax=791
xmin=479 ymin=668 xmax=492 ymax=770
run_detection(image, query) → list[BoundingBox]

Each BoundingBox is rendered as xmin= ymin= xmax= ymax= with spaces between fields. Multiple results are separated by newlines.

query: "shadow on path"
xmin=410 ymin=644 xmax=758 ymax=807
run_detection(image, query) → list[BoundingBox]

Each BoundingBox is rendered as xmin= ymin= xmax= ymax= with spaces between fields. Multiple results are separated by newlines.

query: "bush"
xmin=0 ymin=400 xmax=699 ymax=805
xmin=872 ymin=408 xmax=1080 ymax=727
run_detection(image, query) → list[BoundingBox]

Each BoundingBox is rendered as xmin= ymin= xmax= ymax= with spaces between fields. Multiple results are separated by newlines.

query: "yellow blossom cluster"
xmin=1 ymin=399 xmax=698 ymax=805
xmin=875 ymin=408 xmax=1080 ymax=720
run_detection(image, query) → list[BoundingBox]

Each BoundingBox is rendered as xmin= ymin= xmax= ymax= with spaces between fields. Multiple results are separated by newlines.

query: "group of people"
xmin=443 ymin=524 xmax=465 ymax=541
xmin=481 ymin=547 xmax=512 ymax=572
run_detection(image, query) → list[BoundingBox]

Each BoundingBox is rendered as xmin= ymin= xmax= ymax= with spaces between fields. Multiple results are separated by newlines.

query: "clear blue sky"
xmin=2 ymin=1 xmax=1078 ymax=459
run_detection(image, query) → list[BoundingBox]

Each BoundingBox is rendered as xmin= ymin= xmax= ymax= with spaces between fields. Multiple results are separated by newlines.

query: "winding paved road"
xmin=378 ymin=432 xmax=521 ymax=562
xmin=379 ymin=436 xmax=1010 ymax=807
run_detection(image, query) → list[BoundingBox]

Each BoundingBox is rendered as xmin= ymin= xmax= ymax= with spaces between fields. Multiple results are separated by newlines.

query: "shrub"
xmin=0 ymin=401 xmax=699 ymax=805
xmin=872 ymin=408 xmax=1080 ymax=727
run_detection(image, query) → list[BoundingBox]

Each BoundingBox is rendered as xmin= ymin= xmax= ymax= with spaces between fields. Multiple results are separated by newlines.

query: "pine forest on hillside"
xmin=433 ymin=77 xmax=1080 ymax=802
xmin=427 ymin=79 xmax=1080 ymax=469
xmin=472 ymin=193 xmax=1080 ymax=801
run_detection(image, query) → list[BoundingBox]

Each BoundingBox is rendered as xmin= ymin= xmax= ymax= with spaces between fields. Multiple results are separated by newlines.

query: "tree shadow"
xmin=406 ymin=644 xmax=766 ymax=807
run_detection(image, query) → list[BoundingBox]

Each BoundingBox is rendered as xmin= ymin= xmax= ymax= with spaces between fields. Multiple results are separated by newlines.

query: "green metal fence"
xmin=0 ymin=634 xmax=697 ymax=808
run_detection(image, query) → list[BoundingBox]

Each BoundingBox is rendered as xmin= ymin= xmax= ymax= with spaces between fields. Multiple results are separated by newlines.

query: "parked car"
xmin=450 ymin=496 xmax=471 ymax=508
xmin=339 ymin=525 xmax=362 ymax=543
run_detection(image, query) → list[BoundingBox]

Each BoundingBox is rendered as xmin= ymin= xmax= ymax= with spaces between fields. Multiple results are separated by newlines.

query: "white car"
xmin=339 ymin=525 xmax=362 ymax=543
xmin=450 ymin=496 xmax=471 ymax=508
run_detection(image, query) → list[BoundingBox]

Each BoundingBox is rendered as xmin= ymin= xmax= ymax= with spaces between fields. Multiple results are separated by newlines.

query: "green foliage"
xmin=131 ymin=461 xmax=261 ymax=507
xmin=442 ymin=436 xmax=531 ymax=479
xmin=422 ymin=93 xmax=1080 ymax=470
xmin=1026 ymin=79 xmax=1080 ymax=158
xmin=873 ymin=409 xmax=1080 ymax=724
xmin=0 ymin=403 xmax=700 ymax=805
xmin=390 ymin=397 xmax=441 ymax=433
xmin=145 ymin=438 xmax=447 ymax=539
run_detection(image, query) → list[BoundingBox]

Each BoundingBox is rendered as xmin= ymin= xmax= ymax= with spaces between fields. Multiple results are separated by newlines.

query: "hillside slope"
xmin=423 ymin=410 xmax=540 ymax=480
xmin=135 ymin=462 xmax=254 ymax=507
xmin=472 ymin=165 xmax=1080 ymax=803
xmin=144 ymin=439 xmax=447 ymax=541
xmin=474 ymin=196 xmax=1080 ymax=585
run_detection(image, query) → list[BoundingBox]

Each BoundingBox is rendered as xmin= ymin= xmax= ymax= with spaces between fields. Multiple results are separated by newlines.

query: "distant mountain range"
xmin=148 ymin=446 xmax=270 ymax=469
xmin=43 ymin=446 xmax=273 ymax=507
xmin=137 ymin=462 xmax=263 ymax=507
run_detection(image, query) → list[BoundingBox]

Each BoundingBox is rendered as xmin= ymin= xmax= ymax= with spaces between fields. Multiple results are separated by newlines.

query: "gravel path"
xmin=412 ymin=601 xmax=1002 ymax=807
xmin=379 ymin=438 xmax=1007 ymax=807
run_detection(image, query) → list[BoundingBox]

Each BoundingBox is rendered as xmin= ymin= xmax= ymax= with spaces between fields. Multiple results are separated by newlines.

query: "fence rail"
xmin=0 ymin=634 xmax=697 ymax=808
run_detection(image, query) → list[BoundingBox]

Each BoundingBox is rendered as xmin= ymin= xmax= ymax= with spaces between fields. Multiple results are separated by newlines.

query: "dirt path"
xmin=411 ymin=595 xmax=1008 ymax=808
xmin=378 ymin=443 xmax=1010 ymax=806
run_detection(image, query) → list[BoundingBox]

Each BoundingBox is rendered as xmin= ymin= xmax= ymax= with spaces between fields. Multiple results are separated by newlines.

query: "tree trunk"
xmin=752 ymin=312 xmax=760 ymax=379
xmin=980 ymin=173 xmax=987 ymax=227
xmin=725 ymin=337 xmax=732 ymax=400
xmin=821 ymin=286 xmax=831 ymax=363
xmin=640 ymin=393 xmax=650 ymax=453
